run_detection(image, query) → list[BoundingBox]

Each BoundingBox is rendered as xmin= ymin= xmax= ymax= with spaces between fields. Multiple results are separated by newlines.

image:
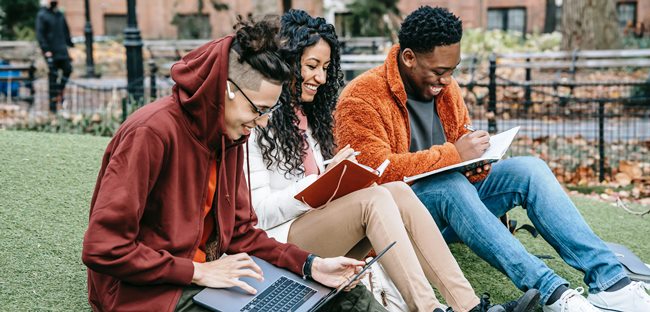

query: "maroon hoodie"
xmin=82 ymin=35 xmax=309 ymax=312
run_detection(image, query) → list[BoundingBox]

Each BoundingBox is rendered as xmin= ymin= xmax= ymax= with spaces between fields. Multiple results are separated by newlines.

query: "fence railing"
xmin=0 ymin=63 xmax=36 ymax=106
xmin=4 ymin=47 xmax=650 ymax=183
xmin=338 ymin=49 xmax=650 ymax=182
xmin=478 ymin=49 xmax=650 ymax=182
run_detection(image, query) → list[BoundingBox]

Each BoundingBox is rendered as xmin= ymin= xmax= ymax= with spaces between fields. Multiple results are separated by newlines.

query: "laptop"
xmin=605 ymin=242 xmax=650 ymax=283
xmin=193 ymin=241 xmax=396 ymax=312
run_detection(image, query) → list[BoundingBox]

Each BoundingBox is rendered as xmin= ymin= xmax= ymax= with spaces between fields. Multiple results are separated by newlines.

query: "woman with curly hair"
xmin=246 ymin=9 xmax=539 ymax=312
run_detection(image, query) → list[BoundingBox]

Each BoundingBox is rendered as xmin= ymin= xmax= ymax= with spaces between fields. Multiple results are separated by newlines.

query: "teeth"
xmin=305 ymin=84 xmax=318 ymax=91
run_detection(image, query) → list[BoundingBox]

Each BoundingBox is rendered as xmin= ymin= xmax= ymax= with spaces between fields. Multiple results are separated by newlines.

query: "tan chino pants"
xmin=288 ymin=182 xmax=481 ymax=312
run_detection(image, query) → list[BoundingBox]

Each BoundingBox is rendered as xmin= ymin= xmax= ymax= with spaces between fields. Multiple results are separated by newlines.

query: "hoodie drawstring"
xmin=220 ymin=136 xmax=227 ymax=201
xmin=246 ymin=140 xmax=253 ymax=222
xmin=214 ymin=136 xmax=227 ymax=256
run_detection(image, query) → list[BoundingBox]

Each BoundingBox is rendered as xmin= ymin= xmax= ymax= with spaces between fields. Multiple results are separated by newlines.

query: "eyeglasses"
xmin=227 ymin=79 xmax=283 ymax=120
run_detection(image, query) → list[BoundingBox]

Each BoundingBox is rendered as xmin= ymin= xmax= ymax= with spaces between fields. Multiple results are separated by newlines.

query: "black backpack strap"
xmin=501 ymin=214 xmax=552 ymax=260
xmin=500 ymin=213 xmax=539 ymax=237
xmin=514 ymin=223 xmax=539 ymax=238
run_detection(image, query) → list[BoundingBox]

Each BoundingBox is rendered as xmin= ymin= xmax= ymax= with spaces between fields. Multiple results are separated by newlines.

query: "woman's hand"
xmin=324 ymin=145 xmax=358 ymax=172
xmin=311 ymin=256 xmax=366 ymax=290
xmin=191 ymin=253 xmax=264 ymax=295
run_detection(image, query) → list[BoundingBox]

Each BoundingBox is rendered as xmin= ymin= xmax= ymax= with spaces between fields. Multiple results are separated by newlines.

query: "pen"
xmin=464 ymin=124 xmax=477 ymax=132
xmin=323 ymin=151 xmax=361 ymax=165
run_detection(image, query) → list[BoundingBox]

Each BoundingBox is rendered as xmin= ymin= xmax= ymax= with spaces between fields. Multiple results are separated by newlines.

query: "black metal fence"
xmin=457 ymin=51 xmax=650 ymax=183
xmin=3 ymin=62 xmax=173 ymax=118
xmin=464 ymin=79 xmax=650 ymax=183
xmin=4 ymin=47 xmax=650 ymax=183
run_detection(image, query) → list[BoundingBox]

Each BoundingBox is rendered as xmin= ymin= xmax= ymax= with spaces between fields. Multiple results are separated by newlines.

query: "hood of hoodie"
xmin=171 ymin=35 xmax=246 ymax=151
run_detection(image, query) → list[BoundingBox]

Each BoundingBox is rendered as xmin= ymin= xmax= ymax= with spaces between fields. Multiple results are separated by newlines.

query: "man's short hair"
xmin=398 ymin=6 xmax=463 ymax=53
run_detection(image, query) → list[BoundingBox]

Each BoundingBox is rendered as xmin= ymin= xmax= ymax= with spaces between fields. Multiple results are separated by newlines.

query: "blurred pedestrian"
xmin=36 ymin=0 xmax=73 ymax=114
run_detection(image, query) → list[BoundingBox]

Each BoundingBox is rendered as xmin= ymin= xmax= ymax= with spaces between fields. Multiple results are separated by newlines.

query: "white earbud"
xmin=226 ymin=81 xmax=236 ymax=100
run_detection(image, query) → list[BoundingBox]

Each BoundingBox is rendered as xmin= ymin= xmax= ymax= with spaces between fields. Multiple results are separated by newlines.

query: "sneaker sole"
xmin=513 ymin=289 xmax=541 ymax=312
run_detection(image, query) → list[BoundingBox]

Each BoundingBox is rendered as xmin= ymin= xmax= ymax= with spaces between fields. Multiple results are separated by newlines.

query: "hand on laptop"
xmin=191 ymin=253 xmax=264 ymax=295
xmin=311 ymin=256 xmax=365 ymax=290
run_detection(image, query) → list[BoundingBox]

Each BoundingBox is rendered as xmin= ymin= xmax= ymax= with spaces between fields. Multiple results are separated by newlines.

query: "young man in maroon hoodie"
xmin=81 ymin=18 xmax=370 ymax=312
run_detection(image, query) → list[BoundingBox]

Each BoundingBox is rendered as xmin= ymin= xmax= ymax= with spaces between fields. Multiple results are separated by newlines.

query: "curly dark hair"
xmin=233 ymin=14 xmax=291 ymax=82
xmin=255 ymin=9 xmax=344 ymax=177
xmin=398 ymin=6 xmax=463 ymax=53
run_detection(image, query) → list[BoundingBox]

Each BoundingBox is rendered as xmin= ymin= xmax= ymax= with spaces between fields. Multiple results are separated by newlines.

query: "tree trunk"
xmin=382 ymin=12 xmax=401 ymax=43
xmin=561 ymin=0 xmax=621 ymax=50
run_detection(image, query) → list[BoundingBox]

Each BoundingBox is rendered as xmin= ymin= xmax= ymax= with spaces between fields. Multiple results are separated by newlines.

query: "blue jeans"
xmin=411 ymin=156 xmax=626 ymax=304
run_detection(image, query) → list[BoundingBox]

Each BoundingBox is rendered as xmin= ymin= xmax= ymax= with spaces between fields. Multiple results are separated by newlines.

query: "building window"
xmin=104 ymin=14 xmax=127 ymax=37
xmin=173 ymin=14 xmax=211 ymax=39
xmin=617 ymin=2 xmax=637 ymax=29
xmin=487 ymin=8 xmax=527 ymax=34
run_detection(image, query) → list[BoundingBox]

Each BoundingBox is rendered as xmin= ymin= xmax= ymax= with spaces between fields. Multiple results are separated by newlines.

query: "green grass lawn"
xmin=1 ymin=130 xmax=648 ymax=311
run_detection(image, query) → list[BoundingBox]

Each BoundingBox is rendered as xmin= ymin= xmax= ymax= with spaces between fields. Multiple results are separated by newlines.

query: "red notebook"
xmin=294 ymin=159 xmax=390 ymax=208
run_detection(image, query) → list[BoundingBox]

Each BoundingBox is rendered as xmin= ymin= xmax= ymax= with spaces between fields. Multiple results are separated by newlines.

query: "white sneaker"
xmin=543 ymin=287 xmax=600 ymax=312
xmin=587 ymin=281 xmax=650 ymax=312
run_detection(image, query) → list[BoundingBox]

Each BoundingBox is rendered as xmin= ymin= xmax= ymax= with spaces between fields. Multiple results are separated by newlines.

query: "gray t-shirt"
xmin=406 ymin=96 xmax=446 ymax=152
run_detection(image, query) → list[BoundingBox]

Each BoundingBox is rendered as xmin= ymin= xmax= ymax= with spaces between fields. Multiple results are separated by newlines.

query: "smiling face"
xmin=299 ymin=38 xmax=331 ymax=103
xmin=399 ymin=42 xmax=461 ymax=102
xmin=223 ymin=78 xmax=283 ymax=140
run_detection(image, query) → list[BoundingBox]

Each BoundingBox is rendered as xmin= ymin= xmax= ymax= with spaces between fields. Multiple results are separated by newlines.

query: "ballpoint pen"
xmin=464 ymin=124 xmax=477 ymax=132
xmin=323 ymin=151 xmax=361 ymax=165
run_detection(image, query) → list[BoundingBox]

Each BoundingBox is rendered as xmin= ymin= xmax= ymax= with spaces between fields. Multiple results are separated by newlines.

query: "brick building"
xmin=328 ymin=0 xmax=650 ymax=37
xmin=57 ymin=0 xmax=649 ymax=39
xmin=57 ymin=0 xmax=322 ymax=39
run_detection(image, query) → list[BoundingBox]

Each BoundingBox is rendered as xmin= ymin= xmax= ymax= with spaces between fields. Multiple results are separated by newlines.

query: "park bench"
xmin=494 ymin=49 xmax=650 ymax=73
xmin=490 ymin=48 xmax=650 ymax=106
xmin=340 ymin=53 xmax=480 ymax=82
xmin=0 ymin=41 xmax=38 ymax=106
xmin=144 ymin=40 xmax=207 ymax=76
xmin=339 ymin=37 xmax=391 ymax=54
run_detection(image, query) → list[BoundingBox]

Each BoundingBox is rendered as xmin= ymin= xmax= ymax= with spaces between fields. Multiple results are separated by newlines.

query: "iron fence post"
xmin=28 ymin=62 xmax=36 ymax=107
xmin=83 ymin=0 xmax=97 ymax=78
xmin=598 ymin=100 xmax=605 ymax=182
xmin=569 ymin=49 xmax=578 ymax=97
xmin=149 ymin=60 xmax=157 ymax=101
xmin=525 ymin=57 xmax=532 ymax=111
xmin=488 ymin=53 xmax=497 ymax=133
xmin=122 ymin=97 xmax=128 ymax=122
xmin=124 ymin=0 xmax=144 ymax=106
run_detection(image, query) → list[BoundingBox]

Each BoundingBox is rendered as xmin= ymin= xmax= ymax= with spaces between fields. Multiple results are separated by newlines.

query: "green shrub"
xmin=461 ymin=29 xmax=561 ymax=57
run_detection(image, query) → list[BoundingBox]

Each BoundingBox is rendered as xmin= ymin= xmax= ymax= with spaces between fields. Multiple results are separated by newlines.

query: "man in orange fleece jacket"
xmin=335 ymin=6 xmax=650 ymax=312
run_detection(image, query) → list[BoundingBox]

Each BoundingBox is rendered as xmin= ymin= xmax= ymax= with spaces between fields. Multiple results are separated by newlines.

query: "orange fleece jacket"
xmin=334 ymin=44 xmax=488 ymax=184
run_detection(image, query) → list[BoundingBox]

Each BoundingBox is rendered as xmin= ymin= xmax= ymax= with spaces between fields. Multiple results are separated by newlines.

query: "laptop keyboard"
xmin=240 ymin=276 xmax=317 ymax=312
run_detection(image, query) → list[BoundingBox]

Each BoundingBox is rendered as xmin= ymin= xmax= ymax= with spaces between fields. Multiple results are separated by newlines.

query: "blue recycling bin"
xmin=0 ymin=60 xmax=21 ymax=98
